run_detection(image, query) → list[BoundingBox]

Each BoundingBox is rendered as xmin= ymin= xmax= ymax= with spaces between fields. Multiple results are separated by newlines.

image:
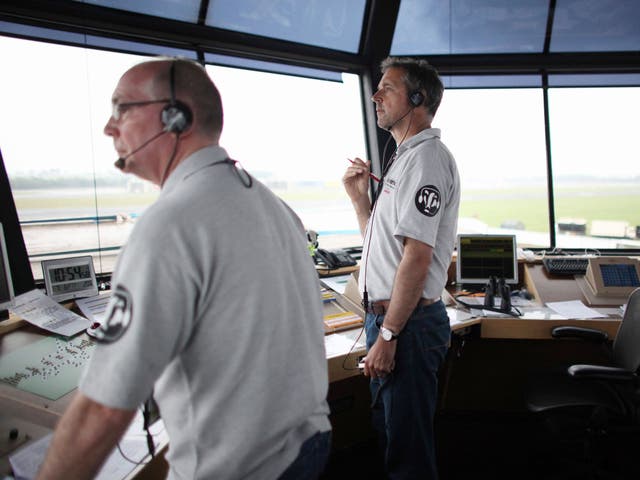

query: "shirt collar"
xmin=396 ymin=128 xmax=441 ymax=157
xmin=161 ymin=145 xmax=229 ymax=194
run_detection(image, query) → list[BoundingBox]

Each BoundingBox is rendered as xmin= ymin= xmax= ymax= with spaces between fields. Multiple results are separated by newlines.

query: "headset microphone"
xmin=114 ymin=130 xmax=167 ymax=170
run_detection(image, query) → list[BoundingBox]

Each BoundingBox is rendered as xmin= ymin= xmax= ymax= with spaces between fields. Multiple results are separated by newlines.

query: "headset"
xmin=161 ymin=61 xmax=193 ymax=134
xmin=115 ymin=61 xmax=194 ymax=171
xmin=409 ymin=91 xmax=425 ymax=107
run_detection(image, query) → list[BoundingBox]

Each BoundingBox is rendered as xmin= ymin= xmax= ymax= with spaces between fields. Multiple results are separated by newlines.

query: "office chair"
xmin=526 ymin=287 xmax=640 ymax=479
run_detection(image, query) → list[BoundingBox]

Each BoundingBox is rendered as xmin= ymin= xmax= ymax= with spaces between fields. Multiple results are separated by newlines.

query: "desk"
xmin=0 ymin=325 xmax=169 ymax=479
xmin=477 ymin=263 xmax=622 ymax=340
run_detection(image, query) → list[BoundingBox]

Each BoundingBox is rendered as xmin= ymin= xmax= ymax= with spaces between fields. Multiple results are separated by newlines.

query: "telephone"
xmin=315 ymin=248 xmax=357 ymax=270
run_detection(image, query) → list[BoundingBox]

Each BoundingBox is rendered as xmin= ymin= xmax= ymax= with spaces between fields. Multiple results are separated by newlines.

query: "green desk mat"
xmin=0 ymin=336 xmax=95 ymax=400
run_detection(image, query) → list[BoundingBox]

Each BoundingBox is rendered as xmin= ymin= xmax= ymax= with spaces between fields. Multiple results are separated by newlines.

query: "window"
xmin=0 ymin=35 xmax=366 ymax=280
xmin=436 ymin=83 xmax=640 ymax=251
xmin=206 ymin=0 xmax=367 ymax=53
xmin=392 ymin=0 xmax=548 ymax=55
xmin=548 ymin=86 xmax=640 ymax=249
xmin=0 ymin=36 xmax=154 ymax=280
xmin=435 ymin=88 xmax=549 ymax=247
xmin=205 ymin=64 xmax=366 ymax=249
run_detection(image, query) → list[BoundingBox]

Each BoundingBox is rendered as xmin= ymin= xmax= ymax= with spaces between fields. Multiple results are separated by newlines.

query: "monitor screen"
xmin=0 ymin=223 xmax=15 ymax=313
xmin=456 ymin=234 xmax=518 ymax=286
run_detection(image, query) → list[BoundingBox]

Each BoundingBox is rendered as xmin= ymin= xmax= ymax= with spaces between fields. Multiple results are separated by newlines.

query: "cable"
xmin=454 ymin=295 xmax=522 ymax=317
xmin=340 ymin=325 xmax=366 ymax=371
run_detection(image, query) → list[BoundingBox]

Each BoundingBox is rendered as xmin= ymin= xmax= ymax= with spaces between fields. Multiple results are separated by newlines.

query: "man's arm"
xmin=36 ymin=392 xmax=136 ymax=480
xmin=363 ymin=237 xmax=432 ymax=378
xmin=342 ymin=157 xmax=372 ymax=236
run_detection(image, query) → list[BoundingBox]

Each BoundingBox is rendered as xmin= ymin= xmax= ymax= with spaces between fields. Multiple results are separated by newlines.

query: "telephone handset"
xmin=315 ymin=248 xmax=357 ymax=270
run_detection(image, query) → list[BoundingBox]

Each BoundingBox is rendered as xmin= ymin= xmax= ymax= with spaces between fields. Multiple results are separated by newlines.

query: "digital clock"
xmin=41 ymin=255 xmax=98 ymax=302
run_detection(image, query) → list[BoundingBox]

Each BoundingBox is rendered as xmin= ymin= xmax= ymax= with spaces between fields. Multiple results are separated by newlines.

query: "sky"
xmin=1 ymin=34 xmax=639 ymax=188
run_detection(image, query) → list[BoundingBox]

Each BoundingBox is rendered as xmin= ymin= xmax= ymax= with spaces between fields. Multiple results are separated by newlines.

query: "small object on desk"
xmin=320 ymin=288 xmax=337 ymax=303
xmin=41 ymin=255 xmax=98 ymax=302
xmin=546 ymin=300 xmax=606 ymax=319
xmin=9 ymin=289 xmax=90 ymax=337
xmin=543 ymin=257 xmax=589 ymax=276
xmin=315 ymin=248 xmax=357 ymax=270
xmin=75 ymin=290 xmax=111 ymax=324
xmin=323 ymin=311 xmax=363 ymax=334
xmin=86 ymin=321 xmax=102 ymax=338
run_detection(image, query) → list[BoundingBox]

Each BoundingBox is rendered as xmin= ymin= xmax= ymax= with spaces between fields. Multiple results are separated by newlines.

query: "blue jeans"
xmin=365 ymin=300 xmax=450 ymax=480
xmin=277 ymin=430 xmax=331 ymax=480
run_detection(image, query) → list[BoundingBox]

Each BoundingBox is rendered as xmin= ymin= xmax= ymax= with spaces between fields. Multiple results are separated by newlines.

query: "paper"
xmin=75 ymin=291 xmax=112 ymax=324
xmin=546 ymin=300 xmax=606 ymax=319
xmin=517 ymin=307 xmax=567 ymax=320
xmin=325 ymin=332 xmax=365 ymax=358
xmin=445 ymin=307 xmax=475 ymax=327
xmin=320 ymin=275 xmax=351 ymax=295
xmin=9 ymin=411 xmax=166 ymax=480
xmin=9 ymin=289 xmax=90 ymax=337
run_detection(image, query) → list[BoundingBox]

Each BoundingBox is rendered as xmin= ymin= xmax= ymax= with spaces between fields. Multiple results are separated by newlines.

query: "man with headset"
xmin=37 ymin=58 xmax=331 ymax=479
xmin=343 ymin=57 xmax=460 ymax=478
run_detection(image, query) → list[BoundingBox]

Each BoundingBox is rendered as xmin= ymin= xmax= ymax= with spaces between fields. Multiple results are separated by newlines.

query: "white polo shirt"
xmin=359 ymin=128 xmax=460 ymax=301
xmin=80 ymin=145 xmax=330 ymax=480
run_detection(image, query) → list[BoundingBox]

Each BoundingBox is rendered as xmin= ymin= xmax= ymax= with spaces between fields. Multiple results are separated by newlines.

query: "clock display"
xmin=49 ymin=265 xmax=93 ymax=284
xmin=42 ymin=256 xmax=98 ymax=302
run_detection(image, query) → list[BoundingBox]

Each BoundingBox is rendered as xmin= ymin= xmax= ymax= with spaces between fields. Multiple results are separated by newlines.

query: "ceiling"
xmin=0 ymin=0 xmax=639 ymax=84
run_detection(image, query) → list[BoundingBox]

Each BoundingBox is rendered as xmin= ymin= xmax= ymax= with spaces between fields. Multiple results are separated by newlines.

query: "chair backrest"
xmin=612 ymin=287 xmax=640 ymax=372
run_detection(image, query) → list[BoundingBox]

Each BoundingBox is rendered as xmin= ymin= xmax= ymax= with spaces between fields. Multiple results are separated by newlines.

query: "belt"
xmin=364 ymin=297 xmax=440 ymax=315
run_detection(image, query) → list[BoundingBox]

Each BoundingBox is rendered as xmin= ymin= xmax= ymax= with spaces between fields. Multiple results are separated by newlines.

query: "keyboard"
xmin=543 ymin=257 xmax=589 ymax=276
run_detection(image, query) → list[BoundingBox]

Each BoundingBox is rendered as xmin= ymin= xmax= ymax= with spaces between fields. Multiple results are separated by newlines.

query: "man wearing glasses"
xmin=36 ymin=58 xmax=331 ymax=480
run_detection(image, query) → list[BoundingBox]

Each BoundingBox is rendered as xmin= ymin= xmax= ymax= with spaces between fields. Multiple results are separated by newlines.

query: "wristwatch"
xmin=379 ymin=325 xmax=399 ymax=342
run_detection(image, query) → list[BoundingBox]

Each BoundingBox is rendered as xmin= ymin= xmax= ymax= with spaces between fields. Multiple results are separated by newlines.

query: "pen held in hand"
xmin=347 ymin=158 xmax=380 ymax=183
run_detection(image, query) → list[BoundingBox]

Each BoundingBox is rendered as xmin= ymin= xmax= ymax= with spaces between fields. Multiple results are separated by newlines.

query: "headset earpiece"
xmin=162 ymin=61 xmax=193 ymax=134
xmin=162 ymin=101 xmax=192 ymax=133
xmin=409 ymin=91 xmax=425 ymax=107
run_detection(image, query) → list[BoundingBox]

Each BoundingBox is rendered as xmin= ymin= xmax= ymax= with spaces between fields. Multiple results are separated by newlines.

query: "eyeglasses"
xmin=111 ymin=99 xmax=170 ymax=121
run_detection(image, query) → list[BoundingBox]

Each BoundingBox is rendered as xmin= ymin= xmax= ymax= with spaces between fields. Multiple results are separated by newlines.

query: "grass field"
xmin=13 ymin=183 xmax=640 ymax=235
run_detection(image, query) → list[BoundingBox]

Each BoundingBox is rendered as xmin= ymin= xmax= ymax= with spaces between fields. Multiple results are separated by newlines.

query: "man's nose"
xmin=104 ymin=116 xmax=116 ymax=137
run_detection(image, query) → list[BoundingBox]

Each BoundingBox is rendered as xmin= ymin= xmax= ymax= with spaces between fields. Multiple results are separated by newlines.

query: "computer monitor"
xmin=0 ymin=148 xmax=35 ymax=300
xmin=0 ymin=223 xmax=15 ymax=319
xmin=456 ymin=234 xmax=518 ymax=287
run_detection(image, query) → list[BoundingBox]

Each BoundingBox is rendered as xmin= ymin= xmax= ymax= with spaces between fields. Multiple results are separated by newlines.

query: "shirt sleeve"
xmin=79 ymin=217 xmax=198 ymax=410
xmin=394 ymin=152 xmax=451 ymax=247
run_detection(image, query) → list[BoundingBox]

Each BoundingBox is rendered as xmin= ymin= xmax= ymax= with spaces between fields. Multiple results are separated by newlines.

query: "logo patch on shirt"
xmin=415 ymin=185 xmax=441 ymax=217
xmin=93 ymin=285 xmax=133 ymax=344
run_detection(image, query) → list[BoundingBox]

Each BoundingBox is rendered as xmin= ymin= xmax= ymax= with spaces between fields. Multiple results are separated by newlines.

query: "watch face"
xmin=380 ymin=327 xmax=395 ymax=341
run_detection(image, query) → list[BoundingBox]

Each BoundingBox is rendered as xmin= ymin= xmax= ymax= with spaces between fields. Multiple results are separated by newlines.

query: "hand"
xmin=342 ymin=157 xmax=371 ymax=203
xmin=363 ymin=337 xmax=396 ymax=379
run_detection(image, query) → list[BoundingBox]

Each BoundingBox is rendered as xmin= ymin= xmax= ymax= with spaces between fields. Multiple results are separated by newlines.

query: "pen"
xmin=347 ymin=158 xmax=381 ymax=183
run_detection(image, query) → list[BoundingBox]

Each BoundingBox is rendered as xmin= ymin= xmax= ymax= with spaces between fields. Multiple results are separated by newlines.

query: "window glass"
xmin=391 ymin=0 xmax=548 ymax=55
xmin=205 ymin=64 xmax=366 ymax=249
xmin=0 ymin=35 xmax=156 ymax=279
xmin=206 ymin=0 xmax=367 ymax=53
xmin=73 ymin=0 xmax=201 ymax=23
xmin=551 ymin=0 xmax=640 ymax=52
xmin=548 ymin=87 xmax=640 ymax=249
xmin=435 ymin=88 xmax=549 ymax=248
xmin=0 ymin=35 xmax=366 ymax=282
